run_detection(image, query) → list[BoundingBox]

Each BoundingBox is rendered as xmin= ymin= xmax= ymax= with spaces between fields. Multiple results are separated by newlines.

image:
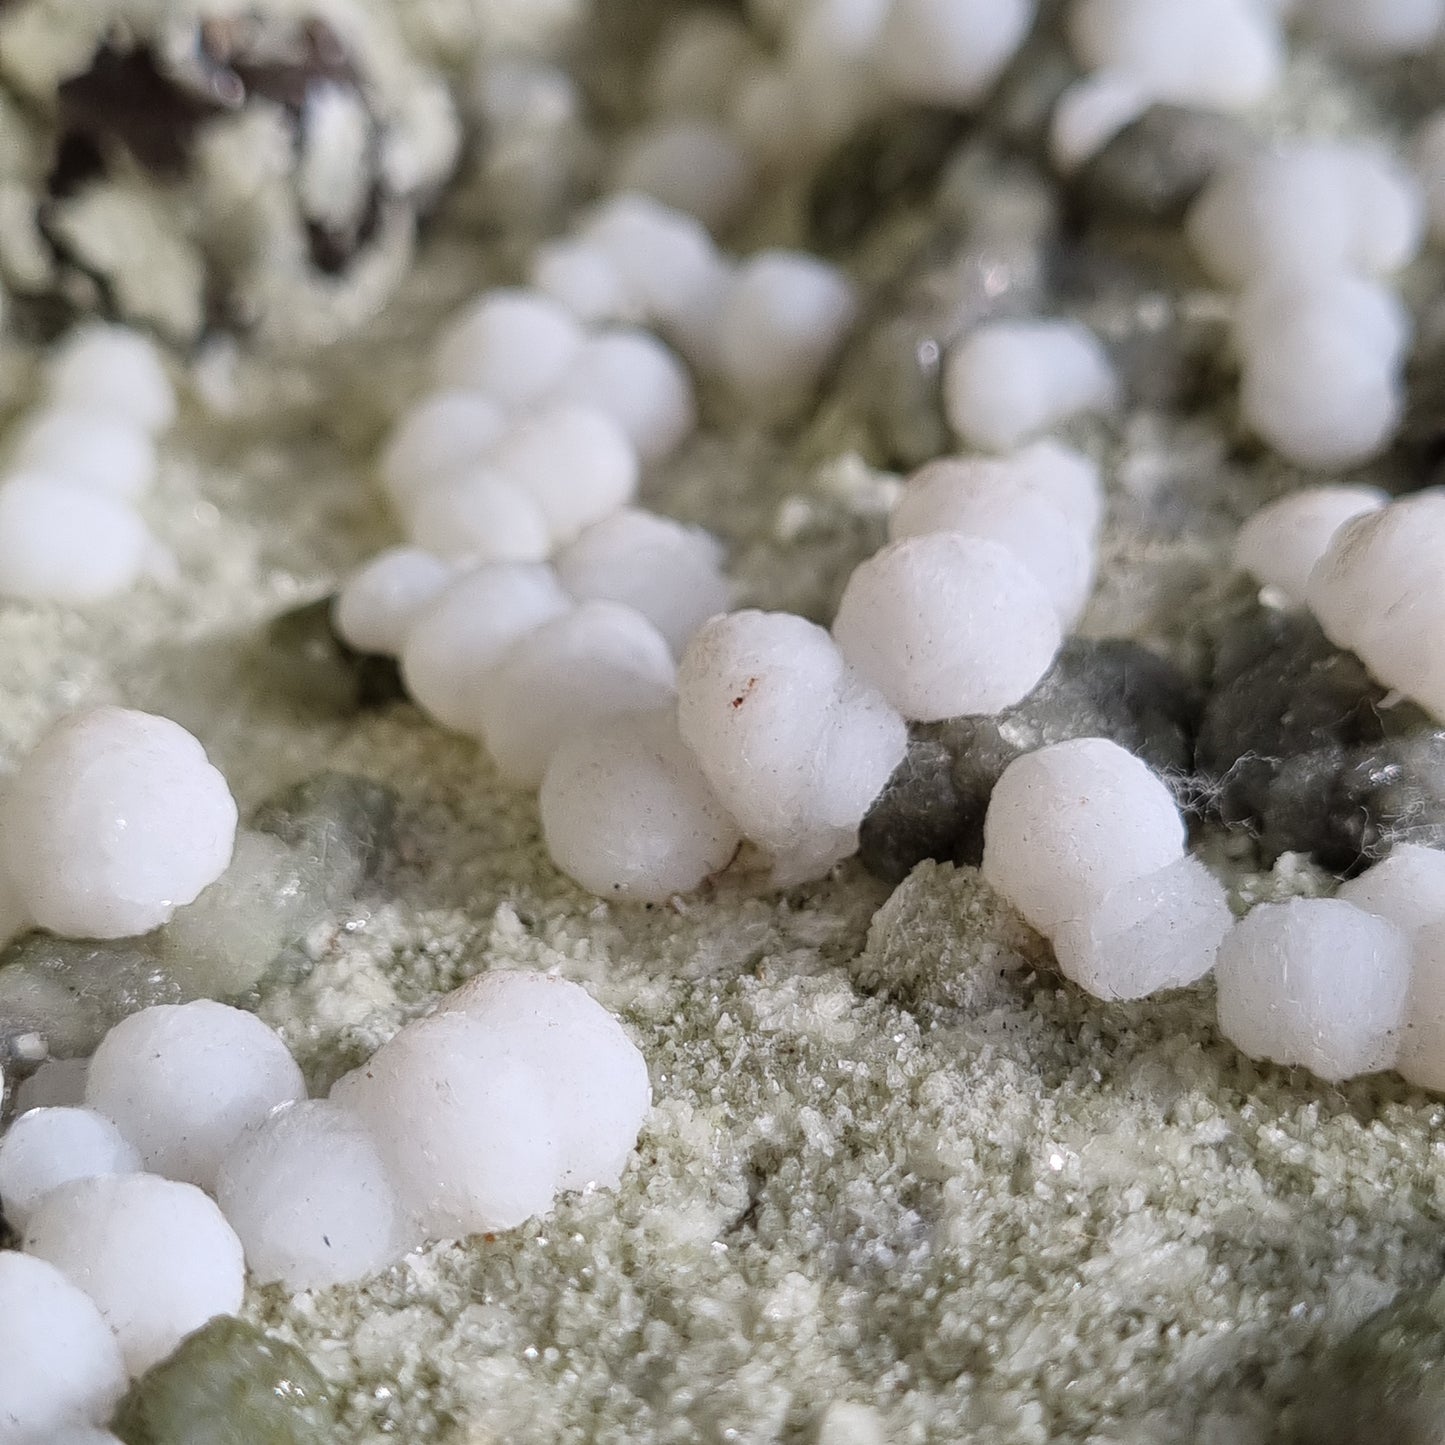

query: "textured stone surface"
xmin=1282 ymin=1283 xmax=1445 ymax=1445
xmin=1197 ymin=605 xmax=1445 ymax=871
xmin=262 ymin=598 xmax=406 ymax=719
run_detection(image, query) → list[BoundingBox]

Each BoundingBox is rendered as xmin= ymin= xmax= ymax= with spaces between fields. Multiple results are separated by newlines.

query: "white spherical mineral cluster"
xmin=0 ymin=706 xmax=238 ymax=944
xmin=1187 ymin=143 xmax=1424 ymax=467
xmin=982 ymin=738 xmax=1232 ymax=1000
xmin=0 ymin=325 xmax=176 ymax=605
xmin=0 ymin=973 xmax=648 ymax=1427
xmin=334 ymin=970 xmax=651 ymax=1236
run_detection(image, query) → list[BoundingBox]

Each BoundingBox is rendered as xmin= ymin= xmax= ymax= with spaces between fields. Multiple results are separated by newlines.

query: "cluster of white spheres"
xmin=0 ymin=706 xmax=237 ymax=945
xmin=0 ymin=325 xmax=175 ymax=605
xmin=833 ymin=441 xmax=1102 ymax=722
xmin=942 ymin=320 xmax=1118 ymax=454
xmin=1212 ymin=851 xmax=1445 ymax=1087
xmin=1186 ymin=143 xmax=1424 ymax=468
xmin=982 ymin=738 xmax=1233 ymax=1000
xmin=0 ymin=975 xmax=649 ymax=1435
xmin=530 ymin=193 xmax=859 ymax=423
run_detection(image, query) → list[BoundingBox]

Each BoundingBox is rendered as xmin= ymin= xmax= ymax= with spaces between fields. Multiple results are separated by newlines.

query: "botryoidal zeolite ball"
xmin=23 ymin=1172 xmax=246 ymax=1375
xmin=1214 ymin=898 xmax=1411 ymax=1081
xmin=334 ymin=971 xmax=650 ymax=1238
xmin=215 ymin=1099 xmax=414 ymax=1292
xmin=0 ymin=1250 xmax=127 ymax=1437
xmin=0 ymin=707 xmax=237 ymax=940
xmin=84 ymin=1001 xmax=306 ymax=1190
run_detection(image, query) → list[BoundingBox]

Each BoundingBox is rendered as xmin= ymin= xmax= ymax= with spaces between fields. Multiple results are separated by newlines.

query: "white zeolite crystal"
xmin=716 ymin=251 xmax=858 ymax=423
xmin=1215 ymin=899 xmax=1412 ymax=1081
xmin=0 ymin=1251 xmax=126 ymax=1437
xmin=889 ymin=460 xmax=1096 ymax=627
xmin=1420 ymin=111 xmax=1445 ymax=240
xmin=942 ymin=320 xmax=1117 ymax=453
xmin=378 ymin=390 xmax=508 ymax=505
xmin=1398 ymin=920 xmax=1445 ymax=1090
xmin=548 ymin=330 xmax=697 ymax=462
xmin=555 ymin=509 xmax=733 ymax=654
xmin=1069 ymin=0 xmax=1284 ymax=110
xmin=46 ymin=324 xmax=176 ymax=433
xmin=0 ymin=475 xmax=152 ymax=605
xmin=1051 ymin=855 xmax=1233 ymax=1000
xmin=1301 ymin=0 xmax=1445 ymax=56
xmin=877 ymin=0 xmax=1035 ymax=106
xmin=532 ymin=239 xmax=636 ymax=324
xmin=540 ymin=707 xmax=742 ymax=901
xmin=335 ymin=971 xmax=650 ymax=1237
xmin=0 ymin=707 xmax=237 ymax=939
xmin=0 ymin=1106 xmax=140 ymax=1228
xmin=614 ymin=119 xmax=756 ymax=230
xmin=1339 ymin=846 xmax=1445 ymax=937
xmin=11 ymin=409 xmax=157 ymax=501
xmin=400 ymin=563 xmax=572 ymax=731
xmin=581 ymin=194 xmax=731 ymax=334
xmin=1234 ymin=484 xmax=1387 ymax=606
xmin=477 ymin=602 xmax=679 ymax=786
xmin=334 ymin=547 xmax=454 ymax=656
xmin=1187 ymin=144 xmax=1426 ymax=286
xmin=1233 ymin=273 xmax=1412 ymax=368
xmin=84 ymin=1001 xmax=306 ymax=1189
xmin=1306 ymin=491 xmax=1445 ymax=717
xmin=432 ymin=290 xmax=585 ymax=406
xmin=24 ymin=1173 xmax=246 ymax=1375
xmin=1238 ymin=310 xmax=1404 ymax=468
xmin=405 ymin=469 xmax=552 ymax=564
xmin=215 ymin=1099 xmax=412 ymax=1291
xmin=833 ymin=534 xmax=1063 ymax=720
xmin=486 ymin=403 xmax=639 ymax=545
xmin=677 ymin=611 xmax=906 ymax=880
xmin=982 ymin=738 xmax=1186 ymax=935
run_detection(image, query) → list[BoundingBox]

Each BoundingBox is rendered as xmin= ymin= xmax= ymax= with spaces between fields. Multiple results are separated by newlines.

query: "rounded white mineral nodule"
xmin=399 ymin=563 xmax=572 ymax=733
xmin=0 ymin=706 xmax=237 ymax=939
xmin=1337 ymin=845 xmax=1445 ymax=937
xmin=1051 ymin=855 xmax=1234 ymax=1000
xmin=556 ymin=509 xmax=733 ymax=655
xmin=216 ymin=1099 xmax=414 ymax=1291
xmin=47 ymin=324 xmax=176 ymax=433
xmin=833 ymin=533 xmax=1063 ymax=720
xmin=540 ymin=706 xmax=742 ymax=900
xmin=1214 ymin=898 xmax=1411 ymax=1081
xmin=85 ymin=1000 xmax=306 ymax=1189
xmin=0 ymin=1105 xmax=141 ymax=1228
xmin=478 ymin=601 xmax=678 ymax=786
xmin=0 ymin=1251 xmax=127 ymax=1436
xmin=0 ymin=475 xmax=152 ymax=606
xmin=981 ymin=737 xmax=1187 ymax=935
xmin=24 ymin=1173 xmax=246 ymax=1375
xmin=333 ymin=546 xmax=454 ymax=657
xmin=432 ymin=289 xmax=585 ymax=406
